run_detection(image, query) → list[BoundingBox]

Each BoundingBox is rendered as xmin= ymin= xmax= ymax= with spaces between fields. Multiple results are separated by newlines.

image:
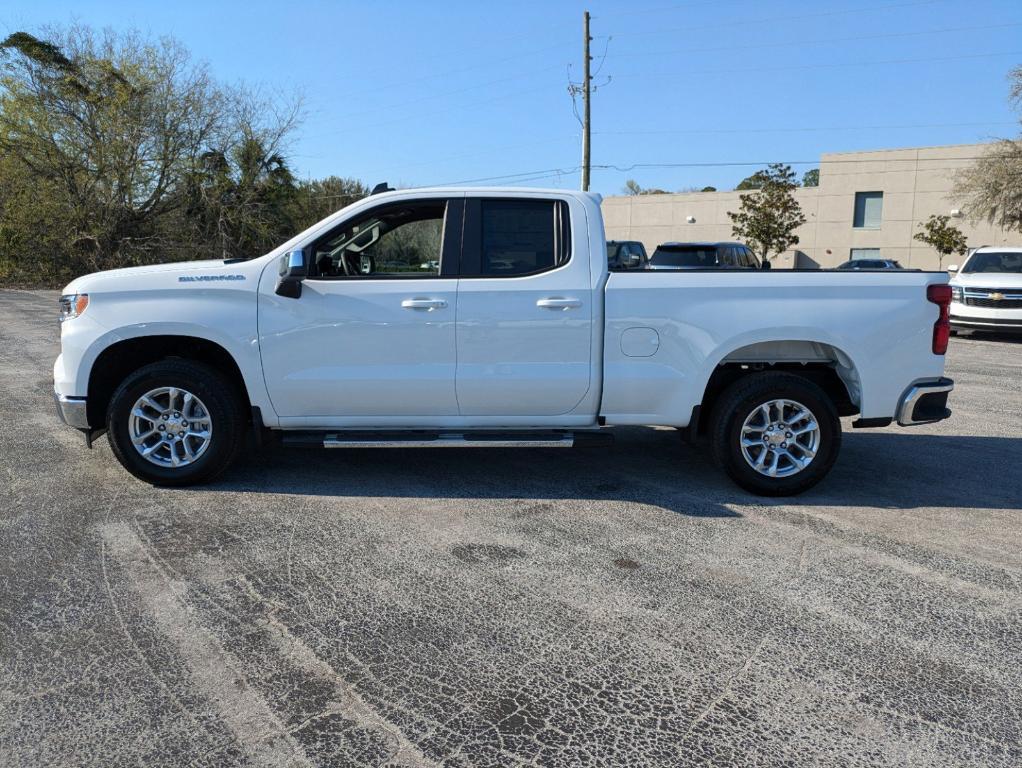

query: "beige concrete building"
xmin=601 ymin=143 xmax=1017 ymax=270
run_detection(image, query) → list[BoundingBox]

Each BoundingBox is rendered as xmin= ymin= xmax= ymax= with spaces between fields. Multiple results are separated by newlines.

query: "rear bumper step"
xmin=896 ymin=377 xmax=954 ymax=426
xmin=281 ymin=430 xmax=613 ymax=449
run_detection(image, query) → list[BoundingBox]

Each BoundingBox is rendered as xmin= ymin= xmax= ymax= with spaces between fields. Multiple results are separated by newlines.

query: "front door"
xmin=259 ymin=197 xmax=462 ymax=420
xmin=455 ymin=196 xmax=593 ymax=416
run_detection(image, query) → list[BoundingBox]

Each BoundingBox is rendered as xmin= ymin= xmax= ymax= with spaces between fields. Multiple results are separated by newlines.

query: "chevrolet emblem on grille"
xmin=989 ymin=292 xmax=1005 ymax=301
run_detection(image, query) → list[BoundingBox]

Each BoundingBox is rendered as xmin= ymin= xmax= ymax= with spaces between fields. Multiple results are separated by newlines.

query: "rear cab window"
xmin=461 ymin=198 xmax=571 ymax=277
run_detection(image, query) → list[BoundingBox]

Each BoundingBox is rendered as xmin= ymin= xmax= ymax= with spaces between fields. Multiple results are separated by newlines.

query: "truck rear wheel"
xmin=106 ymin=359 xmax=245 ymax=486
xmin=708 ymin=372 xmax=841 ymax=496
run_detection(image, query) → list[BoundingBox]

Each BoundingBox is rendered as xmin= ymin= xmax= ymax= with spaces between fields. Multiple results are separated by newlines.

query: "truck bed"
xmin=600 ymin=269 xmax=948 ymax=426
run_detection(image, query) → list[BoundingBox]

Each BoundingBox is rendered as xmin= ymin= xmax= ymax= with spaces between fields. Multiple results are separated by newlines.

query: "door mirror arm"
xmin=276 ymin=249 xmax=308 ymax=299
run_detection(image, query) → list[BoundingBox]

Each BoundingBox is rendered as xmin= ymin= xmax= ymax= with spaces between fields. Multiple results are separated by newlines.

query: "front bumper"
xmin=896 ymin=378 xmax=953 ymax=427
xmin=950 ymin=302 xmax=1022 ymax=332
xmin=950 ymin=316 xmax=1022 ymax=332
xmin=54 ymin=391 xmax=90 ymax=429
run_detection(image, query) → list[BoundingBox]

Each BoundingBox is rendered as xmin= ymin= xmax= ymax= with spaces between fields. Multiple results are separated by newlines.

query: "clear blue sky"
xmin=3 ymin=0 xmax=1021 ymax=194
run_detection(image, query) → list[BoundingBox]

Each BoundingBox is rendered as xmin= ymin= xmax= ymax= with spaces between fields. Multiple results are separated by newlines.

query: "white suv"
xmin=948 ymin=246 xmax=1022 ymax=334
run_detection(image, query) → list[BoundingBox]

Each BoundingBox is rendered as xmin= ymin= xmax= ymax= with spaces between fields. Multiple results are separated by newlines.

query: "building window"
xmin=853 ymin=191 xmax=883 ymax=229
xmin=850 ymin=248 xmax=881 ymax=260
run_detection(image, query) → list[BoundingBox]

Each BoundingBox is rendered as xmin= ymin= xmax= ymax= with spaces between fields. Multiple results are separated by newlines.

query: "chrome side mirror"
xmin=275 ymin=249 xmax=308 ymax=299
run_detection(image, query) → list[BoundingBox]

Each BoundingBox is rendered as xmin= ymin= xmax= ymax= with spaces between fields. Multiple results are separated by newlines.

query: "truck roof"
xmin=369 ymin=186 xmax=604 ymax=204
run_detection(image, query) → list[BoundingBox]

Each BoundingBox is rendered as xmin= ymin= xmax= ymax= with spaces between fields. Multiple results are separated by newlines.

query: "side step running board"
xmin=280 ymin=430 xmax=613 ymax=449
xmin=325 ymin=433 xmax=575 ymax=449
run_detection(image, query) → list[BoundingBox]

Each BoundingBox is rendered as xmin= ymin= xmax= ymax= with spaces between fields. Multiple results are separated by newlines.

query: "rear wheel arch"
xmin=693 ymin=340 xmax=861 ymax=436
xmin=87 ymin=335 xmax=251 ymax=428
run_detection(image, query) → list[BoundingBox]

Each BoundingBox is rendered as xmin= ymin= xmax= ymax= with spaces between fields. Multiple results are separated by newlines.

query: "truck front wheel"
xmin=708 ymin=372 xmax=841 ymax=496
xmin=106 ymin=359 xmax=245 ymax=486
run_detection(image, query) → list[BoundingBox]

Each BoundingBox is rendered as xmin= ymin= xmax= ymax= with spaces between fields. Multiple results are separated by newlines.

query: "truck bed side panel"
xmin=601 ymin=271 xmax=948 ymax=426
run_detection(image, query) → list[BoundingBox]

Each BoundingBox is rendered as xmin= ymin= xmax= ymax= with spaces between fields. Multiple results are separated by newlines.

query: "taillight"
xmin=927 ymin=283 xmax=952 ymax=355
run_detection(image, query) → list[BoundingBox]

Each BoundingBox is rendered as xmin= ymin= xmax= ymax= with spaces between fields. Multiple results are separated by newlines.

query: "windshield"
xmin=650 ymin=246 xmax=718 ymax=268
xmin=962 ymin=251 xmax=1022 ymax=274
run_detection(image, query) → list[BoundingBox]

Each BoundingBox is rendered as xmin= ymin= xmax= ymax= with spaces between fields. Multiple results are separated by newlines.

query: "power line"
xmin=612 ymin=49 xmax=1022 ymax=80
xmin=596 ymin=0 xmax=749 ymax=19
xmin=436 ymin=167 xmax=583 ymax=186
xmin=595 ymin=121 xmax=1019 ymax=137
xmin=366 ymin=135 xmax=580 ymax=176
xmin=302 ymin=80 xmax=558 ymax=139
xmin=311 ymin=64 xmax=563 ymax=124
xmin=417 ymin=152 xmax=1000 ymax=189
xmin=311 ymin=42 xmax=568 ymax=107
xmin=594 ymin=156 xmax=995 ymax=172
xmin=604 ymin=21 xmax=1022 ymax=60
xmin=610 ymin=0 xmax=950 ymax=38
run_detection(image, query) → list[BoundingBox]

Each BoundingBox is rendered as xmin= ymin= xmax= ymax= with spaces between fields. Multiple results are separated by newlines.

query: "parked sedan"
xmin=836 ymin=259 xmax=904 ymax=270
xmin=648 ymin=242 xmax=764 ymax=270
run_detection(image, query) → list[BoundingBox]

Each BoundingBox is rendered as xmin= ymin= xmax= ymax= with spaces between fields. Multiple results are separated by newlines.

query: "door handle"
xmin=536 ymin=297 xmax=581 ymax=310
xmin=401 ymin=298 xmax=448 ymax=310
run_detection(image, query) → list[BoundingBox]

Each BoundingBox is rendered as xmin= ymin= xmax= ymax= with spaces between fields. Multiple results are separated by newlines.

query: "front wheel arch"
xmin=87 ymin=335 xmax=250 ymax=429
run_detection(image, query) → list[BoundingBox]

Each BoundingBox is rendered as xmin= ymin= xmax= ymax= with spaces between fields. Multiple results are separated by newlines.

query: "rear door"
xmin=455 ymin=196 xmax=593 ymax=416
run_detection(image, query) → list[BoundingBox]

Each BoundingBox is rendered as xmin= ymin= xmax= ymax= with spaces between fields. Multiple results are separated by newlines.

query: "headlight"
xmin=59 ymin=294 xmax=89 ymax=323
xmin=950 ymin=285 xmax=963 ymax=304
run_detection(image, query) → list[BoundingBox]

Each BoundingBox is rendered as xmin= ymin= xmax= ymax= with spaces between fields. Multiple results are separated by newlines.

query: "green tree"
xmin=727 ymin=164 xmax=806 ymax=263
xmin=735 ymin=173 xmax=764 ymax=191
xmin=913 ymin=214 xmax=968 ymax=269
xmin=289 ymin=176 xmax=369 ymax=229
xmin=802 ymin=168 xmax=820 ymax=187
xmin=0 ymin=27 xmax=232 ymax=273
xmin=700 ymin=186 xmax=717 ymax=192
xmin=0 ymin=25 xmax=312 ymax=283
xmin=954 ymin=65 xmax=1022 ymax=232
xmin=622 ymin=179 xmax=669 ymax=195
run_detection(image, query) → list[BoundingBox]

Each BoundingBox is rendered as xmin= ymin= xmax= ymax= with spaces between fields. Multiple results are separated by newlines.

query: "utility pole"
xmin=581 ymin=10 xmax=591 ymax=192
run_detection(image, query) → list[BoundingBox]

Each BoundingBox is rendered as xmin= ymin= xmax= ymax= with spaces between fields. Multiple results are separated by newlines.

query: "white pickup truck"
xmin=54 ymin=187 xmax=954 ymax=495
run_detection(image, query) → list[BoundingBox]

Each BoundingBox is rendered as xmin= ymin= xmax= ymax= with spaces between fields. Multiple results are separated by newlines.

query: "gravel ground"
xmin=1 ymin=288 xmax=1020 ymax=767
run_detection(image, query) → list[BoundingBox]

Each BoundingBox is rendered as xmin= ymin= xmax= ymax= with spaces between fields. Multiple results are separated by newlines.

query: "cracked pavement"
xmin=1 ymin=289 xmax=1021 ymax=767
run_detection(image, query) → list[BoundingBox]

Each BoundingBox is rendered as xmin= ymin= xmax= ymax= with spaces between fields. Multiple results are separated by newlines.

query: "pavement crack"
xmin=99 ymin=522 xmax=315 ymax=768
xmin=678 ymin=636 xmax=768 ymax=748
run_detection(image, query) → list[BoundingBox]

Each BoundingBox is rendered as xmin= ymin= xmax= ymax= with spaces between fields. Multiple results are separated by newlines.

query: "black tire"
xmin=708 ymin=372 xmax=841 ymax=496
xmin=107 ymin=359 xmax=246 ymax=486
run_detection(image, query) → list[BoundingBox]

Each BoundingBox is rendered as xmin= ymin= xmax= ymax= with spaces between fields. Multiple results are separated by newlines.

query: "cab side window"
xmin=310 ymin=200 xmax=454 ymax=278
xmin=462 ymin=199 xmax=571 ymax=277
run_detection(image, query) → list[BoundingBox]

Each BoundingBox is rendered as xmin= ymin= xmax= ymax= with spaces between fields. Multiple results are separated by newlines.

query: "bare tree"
xmin=954 ymin=66 xmax=1022 ymax=233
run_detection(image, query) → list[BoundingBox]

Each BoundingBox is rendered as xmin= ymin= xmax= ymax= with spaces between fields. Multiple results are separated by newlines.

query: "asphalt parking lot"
xmin=1 ymin=288 xmax=1020 ymax=767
